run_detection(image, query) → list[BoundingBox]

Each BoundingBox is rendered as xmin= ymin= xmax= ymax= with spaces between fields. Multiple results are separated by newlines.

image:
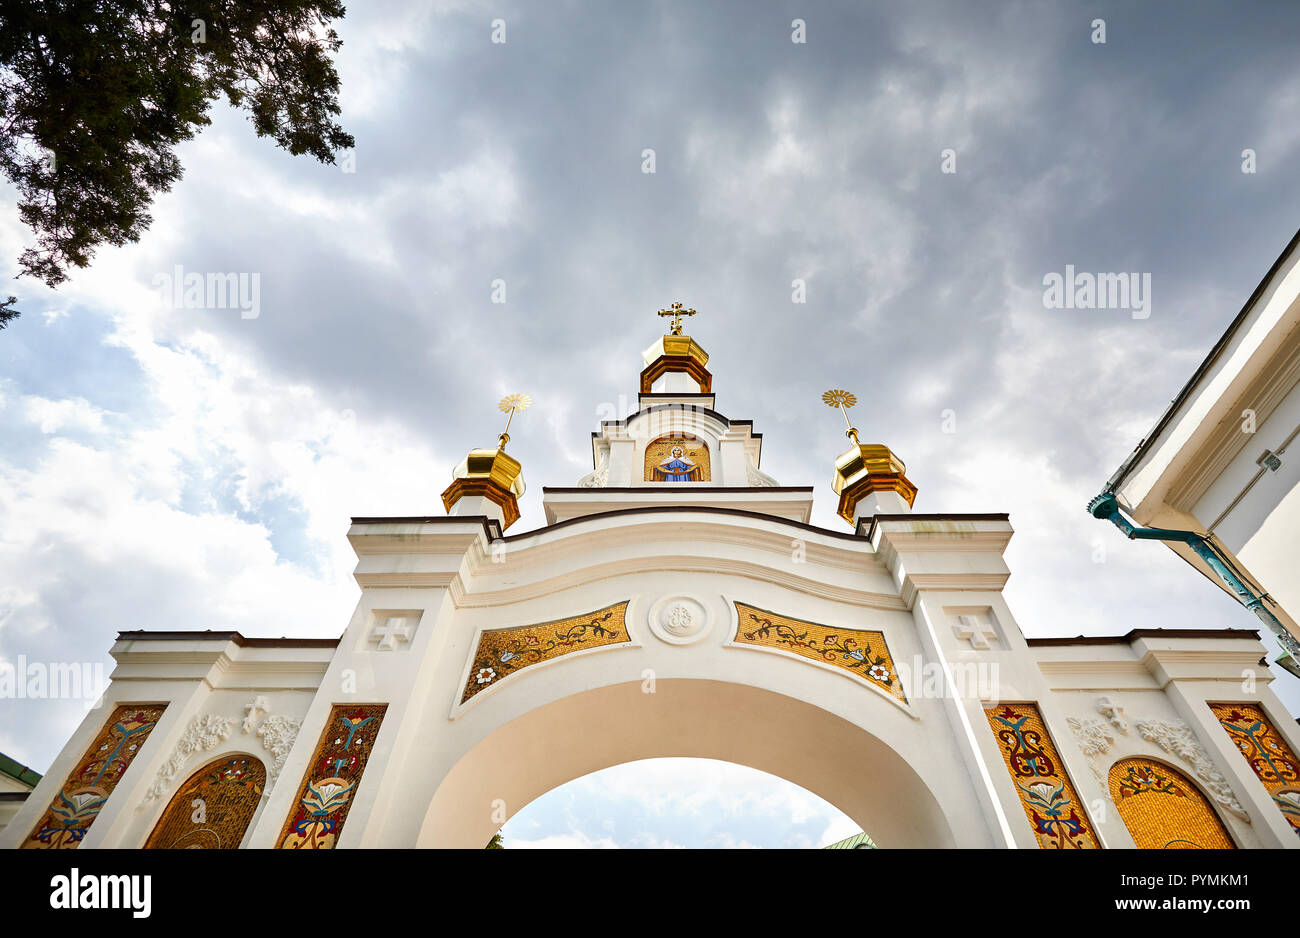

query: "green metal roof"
xmin=823 ymin=831 xmax=876 ymax=849
xmin=0 ymin=751 xmax=42 ymax=789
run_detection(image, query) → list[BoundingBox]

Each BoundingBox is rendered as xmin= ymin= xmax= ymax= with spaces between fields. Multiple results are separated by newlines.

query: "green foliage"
xmin=0 ymin=295 xmax=18 ymax=329
xmin=0 ymin=1 xmax=354 ymax=287
xmin=486 ymin=832 xmax=504 ymax=849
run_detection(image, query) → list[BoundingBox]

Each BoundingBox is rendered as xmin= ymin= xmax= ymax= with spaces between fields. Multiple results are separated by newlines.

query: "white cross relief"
xmin=954 ymin=613 xmax=998 ymax=650
xmin=242 ymin=695 xmax=270 ymax=733
xmin=372 ymin=616 xmax=412 ymax=651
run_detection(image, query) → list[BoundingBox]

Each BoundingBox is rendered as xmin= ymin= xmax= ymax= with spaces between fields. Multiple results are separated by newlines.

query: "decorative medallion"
xmin=22 ymin=703 xmax=167 ymax=849
xmin=648 ymin=595 xmax=711 ymax=645
xmin=1210 ymin=702 xmax=1300 ymax=836
xmin=732 ymin=602 xmax=906 ymax=703
xmin=277 ymin=704 xmax=388 ymax=849
xmin=1107 ymin=757 xmax=1234 ymax=849
xmin=462 ymin=601 xmax=630 ymax=704
xmin=644 ymin=435 xmax=710 ymax=482
xmin=144 ymin=755 xmax=266 ymax=849
xmin=984 ymin=703 xmax=1099 ymax=849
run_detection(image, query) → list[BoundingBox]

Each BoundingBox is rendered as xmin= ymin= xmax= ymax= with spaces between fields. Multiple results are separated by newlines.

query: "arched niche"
xmin=1107 ymin=756 xmax=1235 ymax=849
xmin=144 ymin=754 xmax=266 ymax=849
xmin=644 ymin=434 xmax=710 ymax=482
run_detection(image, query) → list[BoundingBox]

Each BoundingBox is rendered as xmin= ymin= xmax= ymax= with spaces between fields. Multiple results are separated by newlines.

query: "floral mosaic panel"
xmin=23 ymin=703 xmax=168 ymax=849
xmin=462 ymin=601 xmax=630 ymax=704
xmin=984 ymin=703 xmax=1099 ymax=849
xmin=277 ymin=704 xmax=388 ymax=849
xmin=732 ymin=602 xmax=906 ymax=703
xmin=644 ymin=435 xmax=710 ymax=482
xmin=145 ymin=755 xmax=266 ymax=849
xmin=1210 ymin=702 xmax=1300 ymax=836
xmin=1108 ymin=757 xmax=1234 ymax=849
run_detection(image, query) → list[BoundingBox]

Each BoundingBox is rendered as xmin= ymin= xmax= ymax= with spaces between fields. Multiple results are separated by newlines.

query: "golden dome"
xmin=641 ymin=333 xmax=710 ymax=369
xmin=832 ymin=442 xmax=917 ymax=524
xmin=449 ymin=446 xmax=525 ymax=498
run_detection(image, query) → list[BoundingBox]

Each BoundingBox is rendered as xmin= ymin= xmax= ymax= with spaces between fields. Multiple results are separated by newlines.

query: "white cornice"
xmin=449 ymin=554 xmax=907 ymax=610
xmin=542 ymin=489 xmax=815 ymax=524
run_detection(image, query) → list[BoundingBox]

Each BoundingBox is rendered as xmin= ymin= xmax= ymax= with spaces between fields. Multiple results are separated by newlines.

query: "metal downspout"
xmin=1087 ymin=492 xmax=1300 ymax=679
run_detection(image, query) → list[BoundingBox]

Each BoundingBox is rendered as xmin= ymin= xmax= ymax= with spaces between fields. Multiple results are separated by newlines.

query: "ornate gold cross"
xmin=657 ymin=302 xmax=698 ymax=335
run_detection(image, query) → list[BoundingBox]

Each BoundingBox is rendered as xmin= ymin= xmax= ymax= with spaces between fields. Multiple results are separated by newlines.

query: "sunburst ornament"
xmin=496 ymin=394 xmax=532 ymax=449
xmin=822 ymin=388 xmax=861 ymax=444
xmin=498 ymin=393 xmax=533 ymax=415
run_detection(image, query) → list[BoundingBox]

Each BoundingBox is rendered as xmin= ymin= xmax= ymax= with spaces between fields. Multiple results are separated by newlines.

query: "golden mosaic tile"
xmin=644 ymin=435 xmax=710 ymax=482
xmin=984 ymin=703 xmax=1099 ymax=849
xmin=278 ymin=704 xmax=387 ymax=849
xmin=462 ymin=601 xmax=630 ymax=704
xmin=1211 ymin=702 xmax=1300 ymax=836
xmin=23 ymin=703 xmax=168 ymax=849
xmin=145 ymin=755 xmax=265 ymax=849
xmin=732 ymin=602 xmax=906 ymax=703
xmin=1108 ymin=757 xmax=1234 ymax=849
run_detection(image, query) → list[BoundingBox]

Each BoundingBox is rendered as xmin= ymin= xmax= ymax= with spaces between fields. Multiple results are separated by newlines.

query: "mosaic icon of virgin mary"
xmin=652 ymin=445 xmax=703 ymax=482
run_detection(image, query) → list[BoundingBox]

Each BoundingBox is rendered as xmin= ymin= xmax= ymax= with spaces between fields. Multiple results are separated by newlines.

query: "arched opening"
xmin=498 ymin=757 xmax=863 ymax=848
xmin=417 ymin=679 xmax=955 ymax=848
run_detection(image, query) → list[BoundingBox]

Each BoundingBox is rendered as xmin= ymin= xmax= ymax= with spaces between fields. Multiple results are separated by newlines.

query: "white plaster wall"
xmin=12 ymin=510 xmax=1299 ymax=851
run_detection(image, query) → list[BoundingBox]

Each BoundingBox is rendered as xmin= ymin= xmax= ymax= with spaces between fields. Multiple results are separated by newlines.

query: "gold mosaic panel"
xmin=462 ymin=601 xmax=630 ymax=704
xmin=1211 ymin=702 xmax=1300 ymax=836
xmin=277 ymin=704 xmax=388 ymax=849
xmin=1108 ymin=757 xmax=1234 ymax=849
xmin=23 ymin=703 xmax=168 ymax=849
xmin=644 ymin=435 xmax=710 ymax=482
xmin=145 ymin=754 xmax=265 ymax=849
xmin=984 ymin=703 xmax=1099 ymax=849
xmin=732 ymin=602 xmax=907 ymax=703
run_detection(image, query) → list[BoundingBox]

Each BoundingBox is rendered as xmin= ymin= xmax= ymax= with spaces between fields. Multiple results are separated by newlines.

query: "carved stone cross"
xmin=242 ymin=695 xmax=270 ymax=733
xmin=372 ymin=616 xmax=412 ymax=651
xmin=954 ymin=613 xmax=998 ymax=649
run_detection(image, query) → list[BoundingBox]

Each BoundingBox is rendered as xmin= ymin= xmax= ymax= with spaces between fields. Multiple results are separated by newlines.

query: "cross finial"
xmin=657 ymin=301 xmax=698 ymax=336
xmin=822 ymin=389 xmax=861 ymax=445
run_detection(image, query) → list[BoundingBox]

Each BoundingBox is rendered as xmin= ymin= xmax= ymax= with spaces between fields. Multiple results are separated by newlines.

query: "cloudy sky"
xmin=3 ymin=0 xmax=1300 ymax=847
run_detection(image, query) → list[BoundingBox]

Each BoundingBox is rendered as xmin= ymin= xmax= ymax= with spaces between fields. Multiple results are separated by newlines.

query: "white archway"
xmin=418 ymin=679 xmax=957 ymax=848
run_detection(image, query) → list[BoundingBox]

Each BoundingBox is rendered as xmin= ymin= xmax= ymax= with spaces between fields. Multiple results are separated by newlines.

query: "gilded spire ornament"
xmin=822 ymin=388 xmax=916 ymax=524
xmin=441 ymin=393 xmax=531 ymax=530
xmin=657 ymin=302 xmax=698 ymax=336
xmin=822 ymin=389 xmax=862 ymax=445
xmin=496 ymin=393 xmax=532 ymax=449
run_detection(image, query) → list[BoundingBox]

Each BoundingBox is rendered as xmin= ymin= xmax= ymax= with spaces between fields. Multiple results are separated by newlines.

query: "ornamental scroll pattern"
xmin=144 ymin=713 xmax=237 ymax=802
xmin=732 ymin=602 xmax=906 ymax=703
xmin=1134 ymin=719 xmax=1247 ymax=820
xmin=145 ymin=755 xmax=266 ymax=849
xmin=461 ymin=601 xmax=630 ymax=704
xmin=277 ymin=704 xmax=388 ymax=849
xmin=985 ymin=703 xmax=1099 ymax=849
xmin=1107 ymin=758 xmax=1234 ymax=849
xmin=1211 ymin=703 xmax=1300 ymax=836
xmin=23 ymin=703 xmax=167 ymax=849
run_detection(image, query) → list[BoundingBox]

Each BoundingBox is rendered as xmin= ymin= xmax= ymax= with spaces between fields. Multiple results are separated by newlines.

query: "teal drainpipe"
xmin=1087 ymin=492 xmax=1300 ymax=679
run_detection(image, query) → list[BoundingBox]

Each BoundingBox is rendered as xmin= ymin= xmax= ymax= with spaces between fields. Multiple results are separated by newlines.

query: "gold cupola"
xmin=441 ymin=394 xmax=530 ymax=530
xmin=641 ymin=302 xmax=712 ymax=393
xmin=823 ymin=390 xmax=917 ymax=525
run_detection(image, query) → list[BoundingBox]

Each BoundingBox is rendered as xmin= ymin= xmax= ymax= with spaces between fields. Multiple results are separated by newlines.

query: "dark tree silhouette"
xmin=0 ymin=0 xmax=355 ymax=323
